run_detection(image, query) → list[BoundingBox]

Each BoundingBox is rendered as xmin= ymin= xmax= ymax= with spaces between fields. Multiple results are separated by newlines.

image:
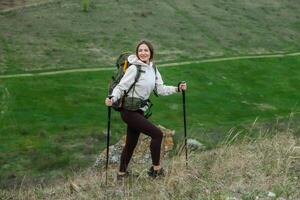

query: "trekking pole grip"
xmin=108 ymin=95 xmax=113 ymax=101
xmin=106 ymin=95 xmax=113 ymax=107
xmin=178 ymin=81 xmax=186 ymax=93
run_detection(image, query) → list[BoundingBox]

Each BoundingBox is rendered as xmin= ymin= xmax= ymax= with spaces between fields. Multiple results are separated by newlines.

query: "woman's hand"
xmin=178 ymin=82 xmax=187 ymax=92
xmin=105 ymin=98 xmax=113 ymax=106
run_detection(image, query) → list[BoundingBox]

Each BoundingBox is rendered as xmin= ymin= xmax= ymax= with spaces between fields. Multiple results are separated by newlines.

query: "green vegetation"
xmin=1 ymin=0 xmax=300 ymax=74
xmin=1 ymin=55 xmax=300 ymax=188
xmin=81 ymin=0 xmax=89 ymax=12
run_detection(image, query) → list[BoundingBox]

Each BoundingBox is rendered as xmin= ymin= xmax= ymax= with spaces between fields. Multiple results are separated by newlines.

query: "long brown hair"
xmin=135 ymin=40 xmax=154 ymax=61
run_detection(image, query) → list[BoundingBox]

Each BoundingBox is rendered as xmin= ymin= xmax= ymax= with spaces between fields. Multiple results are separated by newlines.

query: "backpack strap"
xmin=124 ymin=64 xmax=158 ymax=97
xmin=124 ymin=65 xmax=142 ymax=96
xmin=152 ymin=64 xmax=159 ymax=97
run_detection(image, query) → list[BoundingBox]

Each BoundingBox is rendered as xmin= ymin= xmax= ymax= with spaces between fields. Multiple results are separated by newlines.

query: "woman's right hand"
xmin=105 ymin=98 xmax=113 ymax=106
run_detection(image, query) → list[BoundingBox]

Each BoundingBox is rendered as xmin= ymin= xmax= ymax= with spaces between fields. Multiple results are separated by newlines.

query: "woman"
xmin=105 ymin=40 xmax=187 ymax=178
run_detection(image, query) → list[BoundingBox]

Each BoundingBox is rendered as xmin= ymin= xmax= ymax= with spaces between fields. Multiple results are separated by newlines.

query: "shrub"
xmin=82 ymin=0 xmax=90 ymax=12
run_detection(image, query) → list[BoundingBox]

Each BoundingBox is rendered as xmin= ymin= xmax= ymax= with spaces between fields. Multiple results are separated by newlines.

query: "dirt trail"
xmin=0 ymin=0 xmax=57 ymax=12
xmin=1 ymin=52 xmax=300 ymax=79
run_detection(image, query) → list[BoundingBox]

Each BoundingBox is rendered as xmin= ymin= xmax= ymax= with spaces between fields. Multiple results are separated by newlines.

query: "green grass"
xmin=1 ymin=0 xmax=300 ymax=74
xmin=1 ymin=55 xmax=300 ymax=187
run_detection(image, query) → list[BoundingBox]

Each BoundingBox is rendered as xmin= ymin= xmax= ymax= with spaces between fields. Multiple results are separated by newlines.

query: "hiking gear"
xmin=147 ymin=166 xmax=165 ymax=178
xmin=181 ymin=81 xmax=188 ymax=167
xmin=177 ymin=81 xmax=181 ymax=92
xmin=177 ymin=81 xmax=187 ymax=92
xmin=144 ymin=100 xmax=154 ymax=119
xmin=123 ymin=97 xmax=153 ymax=118
xmin=109 ymin=53 xmax=158 ymax=112
xmin=108 ymin=52 xmax=141 ymax=111
xmin=110 ymin=55 xmax=177 ymax=103
xmin=105 ymin=96 xmax=113 ymax=185
xmin=117 ymin=171 xmax=140 ymax=181
xmin=123 ymin=97 xmax=150 ymax=111
xmin=116 ymin=171 xmax=130 ymax=180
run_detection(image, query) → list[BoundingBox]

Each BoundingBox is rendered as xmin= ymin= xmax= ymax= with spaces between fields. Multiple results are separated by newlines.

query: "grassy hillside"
xmin=1 ymin=127 xmax=299 ymax=199
xmin=1 ymin=55 xmax=300 ymax=188
xmin=1 ymin=0 xmax=300 ymax=74
xmin=1 ymin=0 xmax=300 ymax=191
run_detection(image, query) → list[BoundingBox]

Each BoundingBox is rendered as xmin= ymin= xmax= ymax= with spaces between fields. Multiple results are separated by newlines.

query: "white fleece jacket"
xmin=111 ymin=55 xmax=177 ymax=108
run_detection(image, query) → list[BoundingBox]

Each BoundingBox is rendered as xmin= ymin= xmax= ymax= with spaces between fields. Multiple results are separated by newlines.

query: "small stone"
xmin=267 ymin=191 xmax=276 ymax=198
xmin=70 ymin=181 xmax=81 ymax=194
xmin=187 ymin=138 xmax=205 ymax=151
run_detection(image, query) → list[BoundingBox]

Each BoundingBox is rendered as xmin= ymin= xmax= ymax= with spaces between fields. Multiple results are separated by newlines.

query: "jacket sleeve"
xmin=111 ymin=65 xmax=137 ymax=102
xmin=155 ymin=68 xmax=177 ymax=96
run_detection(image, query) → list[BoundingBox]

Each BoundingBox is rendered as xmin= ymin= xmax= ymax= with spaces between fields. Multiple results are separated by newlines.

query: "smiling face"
xmin=137 ymin=43 xmax=151 ymax=64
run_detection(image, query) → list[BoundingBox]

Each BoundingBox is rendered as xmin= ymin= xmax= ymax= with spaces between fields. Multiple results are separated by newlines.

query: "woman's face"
xmin=137 ymin=44 xmax=151 ymax=64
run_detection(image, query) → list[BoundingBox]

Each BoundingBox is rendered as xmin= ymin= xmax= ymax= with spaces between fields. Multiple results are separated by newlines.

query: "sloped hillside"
xmin=0 ymin=0 xmax=300 ymax=74
xmin=1 ymin=129 xmax=299 ymax=199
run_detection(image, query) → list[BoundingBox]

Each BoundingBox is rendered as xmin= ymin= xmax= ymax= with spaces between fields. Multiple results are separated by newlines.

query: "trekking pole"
xmin=105 ymin=96 xmax=113 ymax=186
xmin=180 ymin=81 xmax=188 ymax=168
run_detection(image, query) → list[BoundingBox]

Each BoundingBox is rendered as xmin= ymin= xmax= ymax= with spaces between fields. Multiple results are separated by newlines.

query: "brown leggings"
xmin=119 ymin=109 xmax=163 ymax=172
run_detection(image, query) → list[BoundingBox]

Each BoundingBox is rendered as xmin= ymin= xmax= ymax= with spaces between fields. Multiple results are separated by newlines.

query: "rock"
xmin=187 ymin=138 xmax=205 ymax=151
xmin=69 ymin=181 xmax=81 ymax=194
xmin=267 ymin=191 xmax=276 ymax=198
xmin=94 ymin=125 xmax=175 ymax=168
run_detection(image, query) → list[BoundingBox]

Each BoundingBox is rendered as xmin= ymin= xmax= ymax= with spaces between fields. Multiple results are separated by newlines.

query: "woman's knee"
xmin=152 ymin=129 xmax=163 ymax=141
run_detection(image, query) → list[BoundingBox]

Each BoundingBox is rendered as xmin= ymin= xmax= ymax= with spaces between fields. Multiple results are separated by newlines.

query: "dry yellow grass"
xmin=1 ymin=129 xmax=299 ymax=200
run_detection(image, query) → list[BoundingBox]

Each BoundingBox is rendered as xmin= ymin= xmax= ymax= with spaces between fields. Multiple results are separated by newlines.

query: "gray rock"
xmin=267 ymin=191 xmax=276 ymax=198
xmin=94 ymin=125 xmax=175 ymax=168
xmin=187 ymin=138 xmax=205 ymax=151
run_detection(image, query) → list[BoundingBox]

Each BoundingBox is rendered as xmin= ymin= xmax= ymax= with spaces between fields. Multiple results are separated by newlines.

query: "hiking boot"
xmin=116 ymin=171 xmax=130 ymax=180
xmin=147 ymin=166 xmax=165 ymax=178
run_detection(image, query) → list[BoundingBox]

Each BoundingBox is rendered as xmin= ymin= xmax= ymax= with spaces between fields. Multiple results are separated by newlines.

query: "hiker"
xmin=105 ymin=40 xmax=187 ymax=178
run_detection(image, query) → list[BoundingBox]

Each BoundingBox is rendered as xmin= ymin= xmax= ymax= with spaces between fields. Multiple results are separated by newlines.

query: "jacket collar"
xmin=128 ymin=55 xmax=153 ymax=68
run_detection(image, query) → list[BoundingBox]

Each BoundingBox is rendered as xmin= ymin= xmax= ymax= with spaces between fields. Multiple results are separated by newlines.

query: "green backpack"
xmin=108 ymin=52 xmax=157 ymax=113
